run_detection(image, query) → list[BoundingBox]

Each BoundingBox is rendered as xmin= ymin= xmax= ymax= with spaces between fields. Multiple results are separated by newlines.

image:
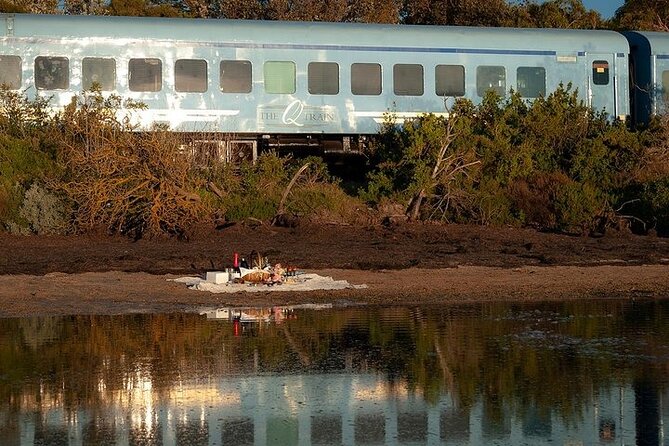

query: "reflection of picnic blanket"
xmin=171 ymin=273 xmax=367 ymax=293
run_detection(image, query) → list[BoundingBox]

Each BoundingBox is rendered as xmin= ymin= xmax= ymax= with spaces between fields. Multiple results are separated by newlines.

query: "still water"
xmin=0 ymin=300 xmax=668 ymax=445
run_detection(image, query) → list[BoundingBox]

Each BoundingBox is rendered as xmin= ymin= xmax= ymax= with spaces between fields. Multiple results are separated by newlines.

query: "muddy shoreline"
xmin=2 ymin=223 xmax=669 ymax=317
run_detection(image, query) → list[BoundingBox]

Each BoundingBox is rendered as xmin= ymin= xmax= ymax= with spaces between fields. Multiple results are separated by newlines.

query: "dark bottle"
xmin=240 ymin=257 xmax=249 ymax=269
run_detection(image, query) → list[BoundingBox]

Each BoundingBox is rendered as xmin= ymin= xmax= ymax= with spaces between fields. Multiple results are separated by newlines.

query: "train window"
xmin=220 ymin=60 xmax=252 ymax=93
xmin=308 ymin=62 xmax=339 ymax=95
xmin=394 ymin=64 xmax=423 ymax=96
xmin=351 ymin=63 xmax=381 ymax=95
xmin=264 ymin=61 xmax=295 ymax=94
xmin=592 ymin=61 xmax=609 ymax=85
xmin=435 ymin=65 xmax=465 ymax=97
xmin=517 ymin=67 xmax=546 ymax=98
xmin=129 ymin=58 xmax=162 ymax=92
xmin=0 ymin=55 xmax=21 ymax=89
xmin=35 ymin=56 xmax=69 ymax=90
xmin=663 ymin=71 xmax=669 ymax=102
xmin=82 ymin=58 xmax=115 ymax=91
xmin=175 ymin=59 xmax=207 ymax=93
xmin=477 ymin=66 xmax=505 ymax=97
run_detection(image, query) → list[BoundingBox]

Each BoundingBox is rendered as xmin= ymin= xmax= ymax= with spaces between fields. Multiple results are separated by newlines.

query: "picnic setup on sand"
xmin=171 ymin=251 xmax=367 ymax=293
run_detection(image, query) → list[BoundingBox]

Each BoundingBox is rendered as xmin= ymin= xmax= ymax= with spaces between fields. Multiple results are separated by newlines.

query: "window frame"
xmin=0 ymin=55 xmax=21 ymax=90
xmin=435 ymin=64 xmax=465 ymax=97
xmin=476 ymin=65 xmax=506 ymax=97
xmin=35 ymin=56 xmax=69 ymax=90
xmin=175 ymin=58 xmax=208 ymax=93
xmin=393 ymin=63 xmax=424 ymax=96
xmin=308 ymin=61 xmax=339 ymax=95
xmin=351 ymin=62 xmax=382 ymax=96
xmin=128 ymin=58 xmax=162 ymax=92
xmin=592 ymin=60 xmax=610 ymax=86
xmin=220 ymin=60 xmax=253 ymax=94
xmin=263 ymin=60 xmax=296 ymax=94
xmin=516 ymin=66 xmax=546 ymax=98
xmin=82 ymin=57 xmax=116 ymax=91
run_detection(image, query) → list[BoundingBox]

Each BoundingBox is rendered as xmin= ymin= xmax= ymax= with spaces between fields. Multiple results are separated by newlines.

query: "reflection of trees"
xmin=0 ymin=300 xmax=667 ymax=426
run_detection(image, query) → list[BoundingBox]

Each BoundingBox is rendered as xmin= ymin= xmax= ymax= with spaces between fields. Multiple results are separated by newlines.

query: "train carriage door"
xmin=587 ymin=54 xmax=616 ymax=116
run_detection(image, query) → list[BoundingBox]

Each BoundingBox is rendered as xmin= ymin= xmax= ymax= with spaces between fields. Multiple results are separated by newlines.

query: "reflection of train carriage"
xmin=1 ymin=13 xmax=669 ymax=156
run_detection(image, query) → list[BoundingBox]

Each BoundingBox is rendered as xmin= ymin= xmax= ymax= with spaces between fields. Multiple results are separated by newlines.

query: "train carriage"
xmin=1 ymin=13 xmax=631 ymax=153
xmin=624 ymin=31 xmax=669 ymax=126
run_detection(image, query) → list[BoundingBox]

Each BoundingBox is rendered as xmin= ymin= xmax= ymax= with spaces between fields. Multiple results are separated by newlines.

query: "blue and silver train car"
xmin=624 ymin=31 xmax=669 ymax=126
xmin=1 ymin=14 xmax=630 ymax=152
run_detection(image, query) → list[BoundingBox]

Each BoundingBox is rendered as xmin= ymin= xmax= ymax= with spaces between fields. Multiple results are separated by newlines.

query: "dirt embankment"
xmin=1 ymin=223 xmax=669 ymax=317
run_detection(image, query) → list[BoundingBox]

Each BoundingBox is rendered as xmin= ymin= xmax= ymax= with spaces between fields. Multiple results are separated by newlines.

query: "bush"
xmin=0 ymin=134 xmax=61 ymax=232
xmin=0 ymin=86 xmax=666 ymax=237
xmin=18 ymin=183 xmax=69 ymax=235
xmin=363 ymin=111 xmax=479 ymax=221
xmin=361 ymin=85 xmax=653 ymax=234
xmin=52 ymin=92 xmax=207 ymax=237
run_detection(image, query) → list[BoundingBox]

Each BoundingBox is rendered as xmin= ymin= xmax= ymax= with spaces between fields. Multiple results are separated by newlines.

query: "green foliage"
xmin=215 ymin=154 xmax=287 ymax=222
xmin=0 ymin=89 xmax=53 ymax=138
xmin=362 ymin=112 xmax=478 ymax=221
xmin=517 ymin=0 xmax=602 ymax=29
xmin=1 ymin=84 xmax=668 ymax=237
xmin=211 ymin=153 xmax=368 ymax=224
xmin=22 ymin=0 xmax=608 ymax=29
xmin=622 ymin=178 xmax=669 ymax=235
xmin=0 ymin=132 xmax=61 ymax=232
xmin=364 ymin=85 xmax=658 ymax=234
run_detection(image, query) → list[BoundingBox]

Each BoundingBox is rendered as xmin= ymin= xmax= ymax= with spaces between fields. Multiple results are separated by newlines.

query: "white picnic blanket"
xmin=171 ymin=273 xmax=367 ymax=293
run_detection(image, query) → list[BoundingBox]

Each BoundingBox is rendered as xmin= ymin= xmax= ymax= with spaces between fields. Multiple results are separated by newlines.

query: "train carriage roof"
xmin=624 ymin=31 xmax=669 ymax=56
xmin=2 ymin=13 xmax=630 ymax=55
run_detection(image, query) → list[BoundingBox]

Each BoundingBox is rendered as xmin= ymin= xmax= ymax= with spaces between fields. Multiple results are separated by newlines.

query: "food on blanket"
xmin=241 ymin=270 xmax=271 ymax=283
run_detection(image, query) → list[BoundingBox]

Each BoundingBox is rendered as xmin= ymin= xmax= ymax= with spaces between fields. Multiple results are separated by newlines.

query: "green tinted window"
xmin=592 ymin=60 xmax=609 ymax=86
xmin=264 ymin=61 xmax=295 ymax=94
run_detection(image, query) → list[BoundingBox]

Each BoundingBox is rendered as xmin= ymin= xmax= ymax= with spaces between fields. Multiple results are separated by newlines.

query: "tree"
xmin=0 ymin=0 xmax=57 ymax=13
xmin=108 ymin=0 xmax=182 ymax=17
xmin=164 ymin=0 xmax=211 ymax=17
xmin=265 ymin=0 xmax=347 ymax=21
xmin=214 ymin=0 xmax=265 ymax=19
xmin=516 ymin=0 xmax=602 ymax=29
xmin=402 ymin=0 xmax=515 ymax=27
xmin=363 ymin=112 xmax=480 ymax=221
xmin=614 ymin=0 xmax=669 ymax=31
xmin=0 ymin=0 xmax=28 ymax=12
xmin=345 ymin=0 xmax=400 ymax=23
xmin=63 ymin=0 xmax=107 ymax=15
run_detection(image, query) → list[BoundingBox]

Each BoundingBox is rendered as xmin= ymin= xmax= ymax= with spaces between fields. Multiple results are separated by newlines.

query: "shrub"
xmin=621 ymin=178 xmax=669 ymax=235
xmin=0 ymin=134 xmax=61 ymax=231
xmin=18 ymin=183 xmax=69 ymax=235
xmin=363 ymin=111 xmax=479 ymax=221
xmin=53 ymin=92 xmax=207 ymax=237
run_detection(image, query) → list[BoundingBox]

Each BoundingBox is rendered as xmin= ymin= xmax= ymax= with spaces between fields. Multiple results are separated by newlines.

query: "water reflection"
xmin=0 ymin=301 xmax=668 ymax=445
